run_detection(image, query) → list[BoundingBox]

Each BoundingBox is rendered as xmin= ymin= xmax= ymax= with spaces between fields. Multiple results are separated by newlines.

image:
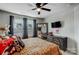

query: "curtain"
xmin=33 ymin=19 xmax=37 ymax=37
xmin=9 ymin=15 xmax=14 ymax=35
xmin=23 ymin=18 xmax=28 ymax=39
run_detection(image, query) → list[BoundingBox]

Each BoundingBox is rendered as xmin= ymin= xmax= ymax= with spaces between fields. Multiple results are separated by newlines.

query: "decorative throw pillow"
xmin=5 ymin=36 xmax=10 ymax=39
xmin=17 ymin=37 xmax=25 ymax=48
xmin=0 ymin=36 xmax=2 ymax=38
xmin=10 ymin=47 xmax=15 ymax=54
xmin=0 ymin=36 xmax=2 ymax=40
xmin=4 ymin=44 xmax=15 ymax=55
xmin=48 ymin=32 xmax=53 ymax=36
xmin=12 ymin=35 xmax=17 ymax=39
xmin=0 ymin=38 xmax=2 ymax=40
xmin=15 ymin=44 xmax=22 ymax=52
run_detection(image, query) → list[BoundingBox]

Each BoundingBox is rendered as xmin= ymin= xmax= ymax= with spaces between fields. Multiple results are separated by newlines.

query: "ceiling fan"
xmin=32 ymin=3 xmax=51 ymax=15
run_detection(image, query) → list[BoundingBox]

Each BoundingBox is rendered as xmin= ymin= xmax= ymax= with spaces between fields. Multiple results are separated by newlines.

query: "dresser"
xmin=42 ymin=34 xmax=67 ymax=51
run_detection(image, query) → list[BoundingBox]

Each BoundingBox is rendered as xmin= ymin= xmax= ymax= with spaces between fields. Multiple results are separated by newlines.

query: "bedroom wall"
xmin=42 ymin=5 xmax=79 ymax=54
xmin=0 ymin=11 xmax=44 ymax=37
xmin=74 ymin=5 xmax=79 ymax=54
xmin=44 ymin=8 xmax=77 ymax=53
xmin=0 ymin=11 xmax=44 ymax=26
xmin=0 ymin=11 xmax=9 ymax=26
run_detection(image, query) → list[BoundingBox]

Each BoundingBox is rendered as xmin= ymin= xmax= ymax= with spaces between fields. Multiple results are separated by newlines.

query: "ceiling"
xmin=0 ymin=3 xmax=79 ymax=18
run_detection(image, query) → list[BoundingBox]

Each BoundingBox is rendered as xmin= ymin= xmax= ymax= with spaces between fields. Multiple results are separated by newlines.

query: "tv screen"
xmin=51 ymin=21 xmax=61 ymax=28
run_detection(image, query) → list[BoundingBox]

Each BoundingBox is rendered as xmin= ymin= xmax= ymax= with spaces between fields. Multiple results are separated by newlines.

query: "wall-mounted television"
xmin=51 ymin=21 xmax=62 ymax=28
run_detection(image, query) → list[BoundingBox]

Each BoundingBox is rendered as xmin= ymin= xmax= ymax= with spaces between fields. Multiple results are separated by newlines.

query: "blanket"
xmin=13 ymin=38 xmax=61 ymax=55
xmin=0 ymin=38 xmax=14 ymax=54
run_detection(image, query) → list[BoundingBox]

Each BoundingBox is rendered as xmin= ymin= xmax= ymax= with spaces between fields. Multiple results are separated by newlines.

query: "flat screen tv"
xmin=51 ymin=21 xmax=62 ymax=28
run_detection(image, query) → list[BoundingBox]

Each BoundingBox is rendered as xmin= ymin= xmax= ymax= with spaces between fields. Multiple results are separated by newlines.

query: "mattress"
xmin=13 ymin=38 xmax=61 ymax=55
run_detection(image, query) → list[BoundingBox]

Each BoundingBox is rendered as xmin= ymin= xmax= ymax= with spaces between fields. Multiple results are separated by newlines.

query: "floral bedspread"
xmin=13 ymin=38 xmax=61 ymax=55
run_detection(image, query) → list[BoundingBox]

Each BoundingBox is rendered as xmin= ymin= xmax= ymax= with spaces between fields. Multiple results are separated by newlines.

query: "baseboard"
xmin=67 ymin=48 xmax=77 ymax=54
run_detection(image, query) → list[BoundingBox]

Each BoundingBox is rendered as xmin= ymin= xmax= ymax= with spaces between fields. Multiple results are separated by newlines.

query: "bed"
xmin=13 ymin=38 xmax=61 ymax=55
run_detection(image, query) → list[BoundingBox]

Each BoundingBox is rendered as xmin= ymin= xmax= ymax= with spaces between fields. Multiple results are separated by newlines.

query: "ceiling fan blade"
xmin=41 ymin=8 xmax=51 ymax=11
xmin=32 ymin=8 xmax=37 ymax=10
xmin=42 ymin=3 xmax=48 ymax=6
xmin=36 ymin=3 xmax=41 ymax=8
xmin=38 ymin=11 xmax=40 ymax=15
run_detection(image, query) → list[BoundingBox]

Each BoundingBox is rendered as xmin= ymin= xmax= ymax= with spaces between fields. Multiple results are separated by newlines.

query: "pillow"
xmin=17 ymin=37 xmax=25 ymax=48
xmin=48 ymin=32 xmax=53 ymax=36
xmin=4 ymin=45 xmax=15 ymax=55
xmin=0 ymin=36 xmax=2 ymax=40
xmin=0 ymin=36 xmax=2 ymax=38
xmin=12 ymin=35 xmax=17 ymax=39
xmin=0 ymin=38 xmax=2 ymax=40
xmin=4 ymin=36 xmax=10 ymax=39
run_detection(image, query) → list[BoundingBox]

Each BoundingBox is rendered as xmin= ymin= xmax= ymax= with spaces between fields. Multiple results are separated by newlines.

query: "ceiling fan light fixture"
xmin=31 ymin=3 xmax=51 ymax=15
xmin=36 ymin=8 xmax=41 ymax=12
